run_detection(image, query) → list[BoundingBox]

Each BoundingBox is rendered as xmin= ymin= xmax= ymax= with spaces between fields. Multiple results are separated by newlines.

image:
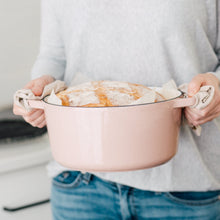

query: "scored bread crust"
xmin=56 ymin=80 xmax=165 ymax=107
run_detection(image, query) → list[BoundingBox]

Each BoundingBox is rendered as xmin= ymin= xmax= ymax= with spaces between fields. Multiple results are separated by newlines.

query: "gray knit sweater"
xmin=32 ymin=0 xmax=220 ymax=191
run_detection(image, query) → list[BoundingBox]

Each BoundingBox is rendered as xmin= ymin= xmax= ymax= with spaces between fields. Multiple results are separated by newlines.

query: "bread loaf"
xmin=55 ymin=80 xmax=165 ymax=107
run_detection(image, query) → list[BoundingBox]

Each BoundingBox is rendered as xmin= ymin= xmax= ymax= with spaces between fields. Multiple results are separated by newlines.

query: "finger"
xmin=13 ymin=104 xmax=36 ymax=116
xmin=188 ymin=74 xmax=204 ymax=97
xmin=37 ymin=120 xmax=47 ymax=128
xmin=23 ymin=110 xmax=44 ymax=122
xmin=13 ymin=105 xmax=27 ymax=115
xmin=198 ymin=93 xmax=220 ymax=116
xmin=196 ymin=112 xmax=220 ymax=125
xmin=184 ymin=109 xmax=198 ymax=126
xmin=22 ymin=109 xmax=40 ymax=121
xmin=185 ymin=99 xmax=218 ymax=122
xmin=23 ymin=111 xmax=44 ymax=124
xmin=24 ymin=75 xmax=55 ymax=96
xmin=184 ymin=107 xmax=203 ymax=122
xmin=32 ymin=81 xmax=46 ymax=96
xmin=24 ymin=79 xmax=44 ymax=96
xmin=25 ymin=81 xmax=44 ymax=96
xmin=188 ymin=73 xmax=219 ymax=97
xmin=184 ymin=106 xmax=220 ymax=126
xmin=184 ymin=107 xmax=206 ymax=126
xmin=204 ymin=103 xmax=220 ymax=117
xmin=30 ymin=114 xmax=46 ymax=127
xmin=26 ymin=114 xmax=45 ymax=127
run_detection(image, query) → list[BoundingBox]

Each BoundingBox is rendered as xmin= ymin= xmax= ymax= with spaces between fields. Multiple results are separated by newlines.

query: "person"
xmin=13 ymin=0 xmax=220 ymax=219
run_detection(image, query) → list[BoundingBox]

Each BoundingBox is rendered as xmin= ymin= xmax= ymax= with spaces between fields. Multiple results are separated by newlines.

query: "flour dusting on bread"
xmin=47 ymin=80 xmax=168 ymax=107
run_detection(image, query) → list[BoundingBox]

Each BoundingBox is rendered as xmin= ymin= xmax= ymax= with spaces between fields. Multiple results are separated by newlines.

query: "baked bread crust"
xmin=56 ymin=80 xmax=165 ymax=107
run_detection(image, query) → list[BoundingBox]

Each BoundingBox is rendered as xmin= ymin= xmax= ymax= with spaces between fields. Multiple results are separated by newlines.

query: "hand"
xmin=184 ymin=73 xmax=220 ymax=126
xmin=13 ymin=75 xmax=55 ymax=128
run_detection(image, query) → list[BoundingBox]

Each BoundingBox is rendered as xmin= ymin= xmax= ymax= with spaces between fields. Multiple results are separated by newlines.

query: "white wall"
xmin=0 ymin=0 xmax=40 ymax=107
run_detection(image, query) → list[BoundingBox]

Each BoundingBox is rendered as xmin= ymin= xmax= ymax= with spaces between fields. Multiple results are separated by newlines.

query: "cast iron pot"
xmin=28 ymin=89 xmax=196 ymax=172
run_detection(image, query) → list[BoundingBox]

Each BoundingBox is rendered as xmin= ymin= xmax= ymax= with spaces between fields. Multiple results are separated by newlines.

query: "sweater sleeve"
xmin=31 ymin=0 xmax=65 ymax=80
xmin=212 ymin=2 xmax=220 ymax=82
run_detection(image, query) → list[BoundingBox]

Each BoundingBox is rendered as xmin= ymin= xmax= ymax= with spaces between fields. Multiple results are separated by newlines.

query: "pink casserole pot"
xmin=28 ymin=90 xmax=196 ymax=172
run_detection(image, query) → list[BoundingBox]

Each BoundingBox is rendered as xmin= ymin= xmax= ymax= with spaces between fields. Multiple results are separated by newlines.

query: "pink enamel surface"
xmin=42 ymin=99 xmax=182 ymax=172
xmin=173 ymin=97 xmax=196 ymax=108
xmin=28 ymin=100 xmax=44 ymax=109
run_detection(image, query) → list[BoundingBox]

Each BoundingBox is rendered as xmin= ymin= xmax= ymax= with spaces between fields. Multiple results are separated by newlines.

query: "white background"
xmin=0 ymin=0 xmax=40 ymax=108
xmin=0 ymin=1 xmax=52 ymax=219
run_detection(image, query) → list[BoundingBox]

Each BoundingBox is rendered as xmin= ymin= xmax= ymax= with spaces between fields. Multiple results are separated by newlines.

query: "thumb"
xmin=24 ymin=75 xmax=54 ymax=96
xmin=32 ymin=82 xmax=44 ymax=96
xmin=188 ymin=75 xmax=204 ymax=96
xmin=25 ymin=80 xmax=44 ymax=96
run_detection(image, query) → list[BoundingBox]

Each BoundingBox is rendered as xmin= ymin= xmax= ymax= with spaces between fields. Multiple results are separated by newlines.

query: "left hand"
xmin=184 ymin=73 xmax=220 ymax=126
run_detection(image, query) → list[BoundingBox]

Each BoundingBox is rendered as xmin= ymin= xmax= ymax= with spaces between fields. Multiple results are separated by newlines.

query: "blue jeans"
xmin=51 ymin=171 xmax=220 ymax=220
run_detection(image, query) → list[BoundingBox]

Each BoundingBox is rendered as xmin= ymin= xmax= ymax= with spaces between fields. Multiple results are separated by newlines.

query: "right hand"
xmin=13 ymin=75 xmax=55 ymax=128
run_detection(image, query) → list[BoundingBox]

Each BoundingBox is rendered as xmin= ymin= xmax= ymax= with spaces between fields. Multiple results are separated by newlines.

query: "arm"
xmin=31 ymin=0 xmax=66 ymax=80
xmin=212 ymin=2 xmax=220 ymax=82
xmin=14 ymin=0 xmax=64 ymax=127
xmin=184 ymin=5 xmax=220 ymax=126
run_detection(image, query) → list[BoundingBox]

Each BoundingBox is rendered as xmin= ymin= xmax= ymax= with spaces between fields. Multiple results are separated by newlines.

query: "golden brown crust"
xmin=56 ymin=94 xmax=70 ymax=106
xmin=56 ymin=80 xmax=165 ymax=107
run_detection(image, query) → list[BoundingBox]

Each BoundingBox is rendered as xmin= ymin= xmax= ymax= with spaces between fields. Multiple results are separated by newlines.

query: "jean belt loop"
xmin=82 ymin=172 xmax=92 ymax=184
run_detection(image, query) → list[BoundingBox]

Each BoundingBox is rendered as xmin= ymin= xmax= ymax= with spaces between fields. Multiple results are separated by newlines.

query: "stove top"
xmin=0 ymin=107 xmax=52 ymax=174
xmin=0 ymin=107 xmax=47 ymax=143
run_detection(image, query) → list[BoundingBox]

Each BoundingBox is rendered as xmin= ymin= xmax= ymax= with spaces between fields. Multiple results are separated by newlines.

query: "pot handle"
xmin=173 ymin=85 xmax=214 ymax=109
xmin=173 ymin=96 xmax=196 ymax=108
xmin=27 ymin=100 xmax=44 ymax=110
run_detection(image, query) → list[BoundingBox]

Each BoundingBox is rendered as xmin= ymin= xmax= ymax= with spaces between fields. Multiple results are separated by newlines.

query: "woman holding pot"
xmin=14 ymin=0 xmax=220 ymax=219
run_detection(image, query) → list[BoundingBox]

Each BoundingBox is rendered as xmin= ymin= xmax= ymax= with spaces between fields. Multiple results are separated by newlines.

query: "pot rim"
xmin=42 ymin=90 xmax=183 ymax=109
